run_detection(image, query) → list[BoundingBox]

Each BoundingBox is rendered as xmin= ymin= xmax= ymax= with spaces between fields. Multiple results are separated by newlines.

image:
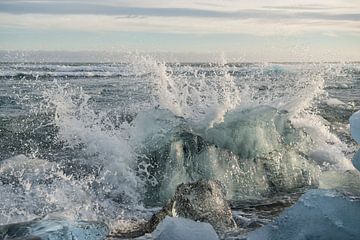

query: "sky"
xmin=0 ymin=0 xmax=359 ymax=62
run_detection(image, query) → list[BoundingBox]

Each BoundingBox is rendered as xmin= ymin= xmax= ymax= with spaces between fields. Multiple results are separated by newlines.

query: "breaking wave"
xmin=0 ymin=56 xmax=356 ymax=232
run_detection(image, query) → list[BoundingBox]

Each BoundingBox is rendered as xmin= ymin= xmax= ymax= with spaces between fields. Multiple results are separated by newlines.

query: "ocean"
xmin=0 ymin=58 xmax=360 ymax=239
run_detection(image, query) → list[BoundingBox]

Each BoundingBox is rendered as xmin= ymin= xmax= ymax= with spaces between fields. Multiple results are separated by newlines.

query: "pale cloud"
xmin=0 ymin=13 xmax=359 ymax=36
xmin=0 ymin=0 xmax=359 ymax=36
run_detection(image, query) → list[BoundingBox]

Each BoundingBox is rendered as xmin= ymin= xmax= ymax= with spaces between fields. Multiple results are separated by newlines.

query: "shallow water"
xmin=0 ymin=59 xmax=359 ymax=239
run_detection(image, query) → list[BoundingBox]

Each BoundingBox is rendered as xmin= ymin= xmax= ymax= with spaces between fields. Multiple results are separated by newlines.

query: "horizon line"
xmin=1 ymin=50 xmax=359 ymax=63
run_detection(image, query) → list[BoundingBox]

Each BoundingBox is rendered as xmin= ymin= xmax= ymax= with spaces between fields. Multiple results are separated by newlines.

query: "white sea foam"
xmin=42 ymin=81 xmax=143 ymax=204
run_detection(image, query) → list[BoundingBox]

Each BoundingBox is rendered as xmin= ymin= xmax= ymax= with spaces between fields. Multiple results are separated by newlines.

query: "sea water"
xmin=0 ymin=57 xmax=360 ymax=239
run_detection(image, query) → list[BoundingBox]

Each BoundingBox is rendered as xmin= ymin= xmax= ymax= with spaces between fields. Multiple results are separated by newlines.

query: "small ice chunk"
xmin=243 ymin=189 xmax=360 ymax=240
xmin=350 ymin=110 xmax=360 ymax=144
xmin=152 ymin=217 xmax=219 ymax=240
xmin=353 ymin=150 xmax=360 ymax=171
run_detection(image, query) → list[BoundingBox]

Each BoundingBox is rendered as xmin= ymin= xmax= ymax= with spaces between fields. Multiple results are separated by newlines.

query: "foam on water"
xmin=44 ymin=81 xmax=142 ymax=201
xmin=0 ymin=154 xmax=100 ymax=224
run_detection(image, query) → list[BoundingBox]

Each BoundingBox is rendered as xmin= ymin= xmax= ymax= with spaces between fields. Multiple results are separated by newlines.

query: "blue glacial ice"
xmin=353 ymin=150 xmax=360 ymax=171
xmin=350 ymin=110 xmax=360 ymax=144
xmin=152 ymin=217 xmax=219 ymax=240
xmin=242 ymin=189 xmax=360 ymax=240
xmin=0 ymin=217 xmax=109 ymax=240
xmin=350 ymin=110 xmax=360 ymax=171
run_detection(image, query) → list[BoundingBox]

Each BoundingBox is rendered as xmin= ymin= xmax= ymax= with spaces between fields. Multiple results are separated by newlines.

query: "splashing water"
xmin=0 ymin=55 xmax=359 ymax=237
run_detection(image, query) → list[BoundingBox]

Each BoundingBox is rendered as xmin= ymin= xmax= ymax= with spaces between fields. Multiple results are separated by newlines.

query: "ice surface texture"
xmin=350 ymin=110 xmax=360 ymax=171
xmin=353 ymin=150 xmax=360 ymax=171
xmin=152 ymin=217 xmax=219 ymax=240
xmin=0 ymin=217 xmax=109 ymax=240
xmin=243 ymin=189 xmax=360 ymax=240
xmin=138 ymin=106 xmax=319 ymax=204
xmin=350 ymin=110 xmax=360 ymax=144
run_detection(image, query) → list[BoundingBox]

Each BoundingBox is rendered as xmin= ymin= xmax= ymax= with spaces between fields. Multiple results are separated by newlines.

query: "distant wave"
xmin=0 ymin=71 xmax=154 ymax=79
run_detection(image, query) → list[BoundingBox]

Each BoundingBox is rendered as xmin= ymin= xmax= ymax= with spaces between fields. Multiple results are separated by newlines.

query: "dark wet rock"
xmin=144 ymin=180 xmax=236 ymax=235
xmin=162 ymin=180 xmax=236 ymax=232
xmin=110 ymin=180 xmax=236 ymax=238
